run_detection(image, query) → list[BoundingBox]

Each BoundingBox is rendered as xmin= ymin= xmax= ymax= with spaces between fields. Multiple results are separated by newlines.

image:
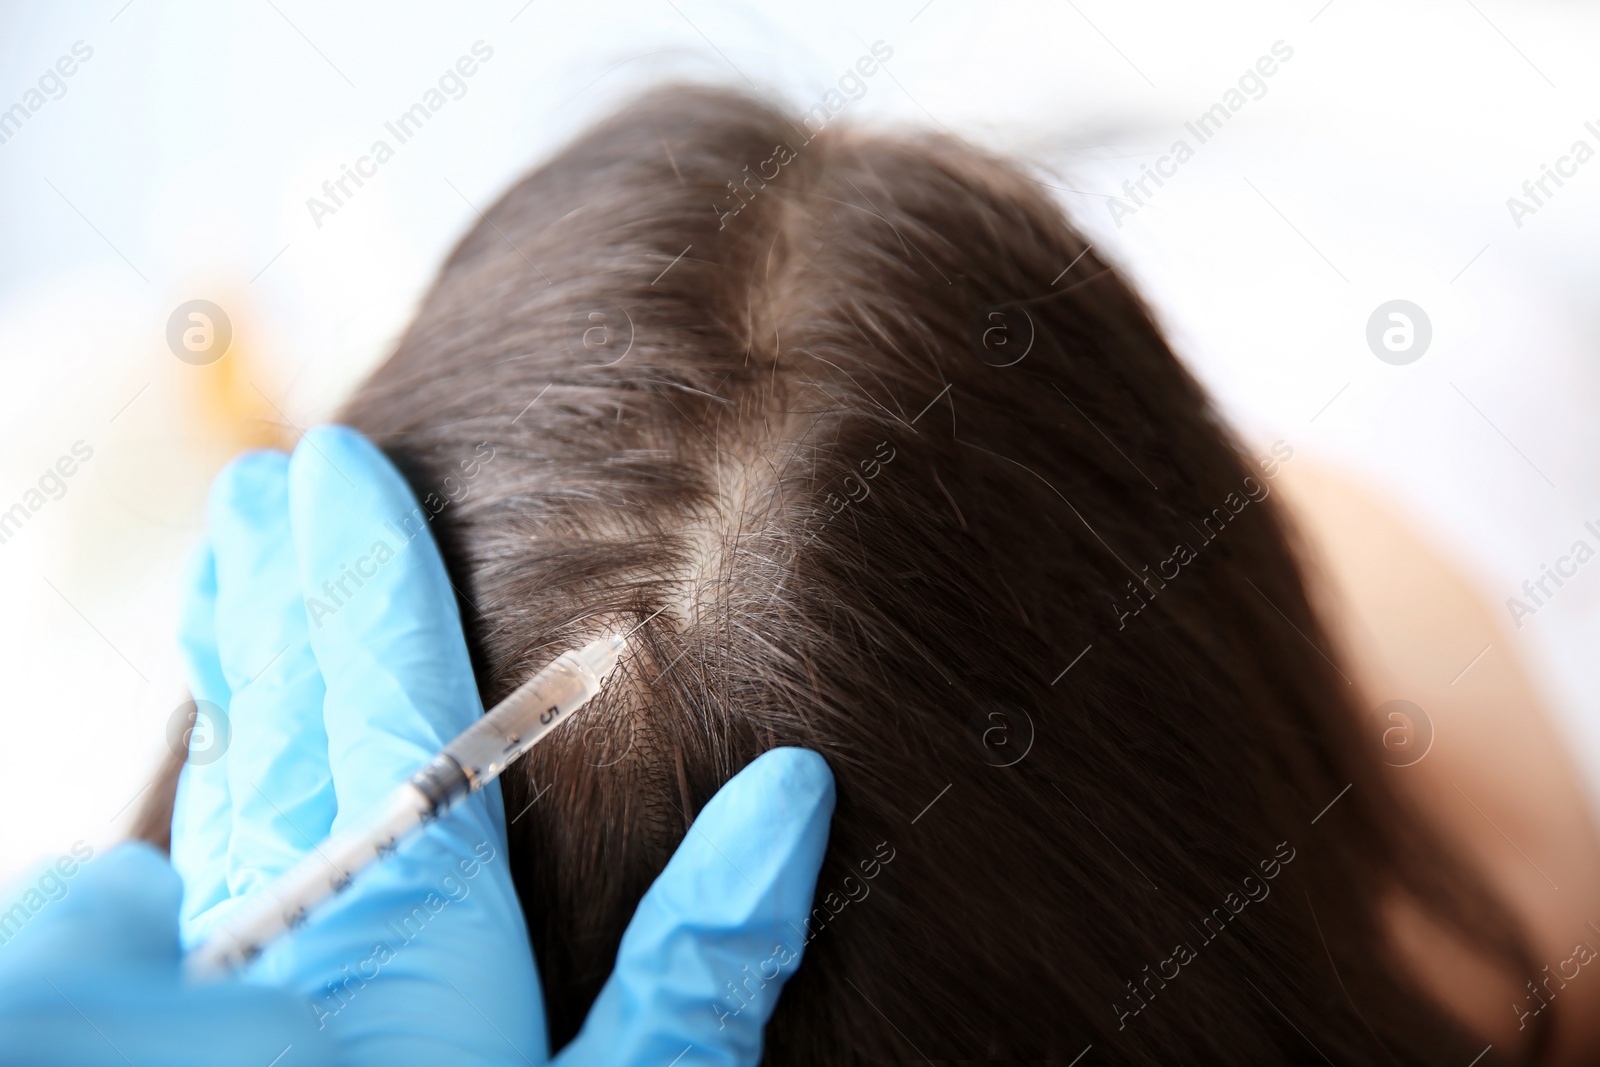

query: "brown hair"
xmin=147 ymin=86 xmax=1535 ymax=1062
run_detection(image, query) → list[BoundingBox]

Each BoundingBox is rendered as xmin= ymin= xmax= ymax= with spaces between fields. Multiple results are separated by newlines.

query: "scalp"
xmin=335 ymin=86 xmax=1528 ymax=1064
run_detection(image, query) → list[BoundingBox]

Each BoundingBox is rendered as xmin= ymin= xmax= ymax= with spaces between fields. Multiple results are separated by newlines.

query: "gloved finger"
xmin=177 ymin=541 xmax=231 ymax=708
xmin=170 ymin=543 xmax=236 ymax=933
xmin=557 ymin=748 xmax=835 ymax=1067
xmin=286 ymin=426 xmax=489 ymax=832
xmin=209 ymin=451 xmax=335 ymax=899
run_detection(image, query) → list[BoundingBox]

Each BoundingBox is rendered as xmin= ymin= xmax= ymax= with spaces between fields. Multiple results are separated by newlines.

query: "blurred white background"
xmin=4 ymin=0 xmax=1600 ymax=879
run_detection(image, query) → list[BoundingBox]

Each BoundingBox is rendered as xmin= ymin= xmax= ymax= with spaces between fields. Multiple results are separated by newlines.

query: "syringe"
xmin=185 ymin=634 xmax=627 ymax=980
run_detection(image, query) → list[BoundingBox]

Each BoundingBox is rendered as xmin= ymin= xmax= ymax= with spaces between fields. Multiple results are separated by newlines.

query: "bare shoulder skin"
xmin=1276 ymin=460 xmax=1600 ymax=1063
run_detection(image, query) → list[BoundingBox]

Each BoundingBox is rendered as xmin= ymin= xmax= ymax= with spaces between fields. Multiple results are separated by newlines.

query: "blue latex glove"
xmin=0 ymin=425 xmax=834 ymax=1066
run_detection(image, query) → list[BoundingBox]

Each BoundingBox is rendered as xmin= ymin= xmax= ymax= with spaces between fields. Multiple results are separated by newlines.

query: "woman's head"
xmin=336 ymin=86 xmax=1529 ymax=1062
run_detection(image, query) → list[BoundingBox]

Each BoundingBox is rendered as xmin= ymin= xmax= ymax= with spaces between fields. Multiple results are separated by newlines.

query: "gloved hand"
xmin=0 ymin=425 xmax=834 ymax=1066
xmin=0 ymin=744 xmax=831 ymax=1067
